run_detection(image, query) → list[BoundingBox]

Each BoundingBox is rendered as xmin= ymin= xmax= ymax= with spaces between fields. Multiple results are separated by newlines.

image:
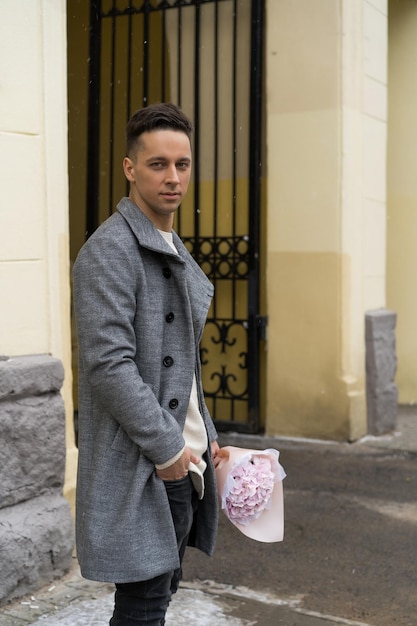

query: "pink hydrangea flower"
xmin=224 ymin=456 xmax=275 ymax=526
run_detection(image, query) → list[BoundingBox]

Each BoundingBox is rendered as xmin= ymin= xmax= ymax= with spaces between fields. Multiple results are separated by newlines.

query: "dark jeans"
xmin=109 ymin=474 xmax=198 ymax=626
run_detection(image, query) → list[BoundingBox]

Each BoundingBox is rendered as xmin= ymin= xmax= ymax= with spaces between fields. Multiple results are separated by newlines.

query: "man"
xmin=73 ymin=103 xmax=220 ymax=626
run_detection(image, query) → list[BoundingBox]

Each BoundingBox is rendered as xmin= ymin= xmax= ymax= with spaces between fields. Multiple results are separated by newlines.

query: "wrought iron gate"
xmin=87 ymin=0 xmax=266 ymax=433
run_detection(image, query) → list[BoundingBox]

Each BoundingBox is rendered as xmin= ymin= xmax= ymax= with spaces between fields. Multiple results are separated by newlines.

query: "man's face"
xmin=123 ymin=129 xmax=192 ymax=230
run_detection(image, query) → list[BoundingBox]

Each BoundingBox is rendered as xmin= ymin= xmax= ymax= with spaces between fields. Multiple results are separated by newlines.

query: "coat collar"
xmin=117 ymin=197 xmax=185 ymax=261
xmin=116 ymin=197 xmax=214 ymax=296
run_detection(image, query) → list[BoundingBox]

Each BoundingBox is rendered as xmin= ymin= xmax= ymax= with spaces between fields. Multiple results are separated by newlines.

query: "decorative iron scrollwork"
xmin=183 ymin=236 xmax=249 ymax=280
xmin=211 ymin=321 xmax=237 ymax=353
xmin=200 ymin=318 xmax=249 ymax=404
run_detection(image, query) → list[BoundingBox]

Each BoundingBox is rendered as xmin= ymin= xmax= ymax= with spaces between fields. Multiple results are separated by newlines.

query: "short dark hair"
xmin=126 ymin=103 xmax=193 ymax=157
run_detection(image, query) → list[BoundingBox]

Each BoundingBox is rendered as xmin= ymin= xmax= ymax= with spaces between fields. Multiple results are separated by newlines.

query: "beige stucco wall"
xmin=0 ymin=1 xmax=77 ymax=505
xmin=387 ymin=0 xmax=417 ymax=404
xmin=265 ymin=0 xmax=387 ymax=440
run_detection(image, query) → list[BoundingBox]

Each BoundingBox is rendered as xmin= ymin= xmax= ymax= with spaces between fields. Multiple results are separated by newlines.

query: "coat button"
xmin=163 ymin=356 xmax=174 ymax=367
xmin=169 ymin=398 xmax=179 ymax=409
xmin=165 ymin=312 xmax=175 ymax=323
xmin=162 ymin=267 xmax=171 ymax=278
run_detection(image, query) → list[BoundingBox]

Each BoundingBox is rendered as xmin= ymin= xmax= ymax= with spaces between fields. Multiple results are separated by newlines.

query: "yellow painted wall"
xmin=387 ymin=0 xmax=417 ymax=403
xmin=266 ymin=1 xmax=345 ymax=439
xmin=264 ymin=0 xmax=387 ymax=440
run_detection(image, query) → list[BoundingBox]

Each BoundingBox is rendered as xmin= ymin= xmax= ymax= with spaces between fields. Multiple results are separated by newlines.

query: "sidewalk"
xmin=1 ymin=406 xmax=416 ymax=626
xmin=0 ymin=559 xmax=376 ymax=626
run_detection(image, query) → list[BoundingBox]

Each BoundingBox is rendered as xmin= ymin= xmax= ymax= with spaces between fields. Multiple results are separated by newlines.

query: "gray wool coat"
xmin=73 ymin=197 xmax=219 ymax=583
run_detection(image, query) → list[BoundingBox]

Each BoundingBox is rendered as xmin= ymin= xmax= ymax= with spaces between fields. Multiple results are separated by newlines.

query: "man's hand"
xmin=211 ymin=440 xmax=222 ymax=468
xmin=156 ymin=447 xmax=200 ymax=481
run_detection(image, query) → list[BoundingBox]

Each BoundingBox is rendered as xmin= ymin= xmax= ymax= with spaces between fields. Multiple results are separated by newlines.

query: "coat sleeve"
xmin=73 ymin=226 xmax=185 ymax=466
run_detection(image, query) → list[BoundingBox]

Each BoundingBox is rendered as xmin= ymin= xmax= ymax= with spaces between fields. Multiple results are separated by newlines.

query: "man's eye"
xmin=151 ymin=162 xmax=164 ymax=168
xmin=177 ymin=162 xmax=189 ymax=169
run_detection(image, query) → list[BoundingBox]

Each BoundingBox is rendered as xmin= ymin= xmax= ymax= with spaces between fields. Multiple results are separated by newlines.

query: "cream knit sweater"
xmin=154 ymin=230 xmax=208 ymax=498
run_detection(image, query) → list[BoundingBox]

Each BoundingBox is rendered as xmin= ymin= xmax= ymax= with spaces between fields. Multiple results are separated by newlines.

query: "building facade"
xmin=1 ymin=0 xmax=416 ymax=514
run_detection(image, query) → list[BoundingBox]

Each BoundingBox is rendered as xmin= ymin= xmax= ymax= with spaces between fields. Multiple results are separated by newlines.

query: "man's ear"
xmin=123 ymin=157 xmax=135 ymax=182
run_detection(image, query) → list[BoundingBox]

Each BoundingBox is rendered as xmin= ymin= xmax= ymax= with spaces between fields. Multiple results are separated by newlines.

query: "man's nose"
xmin=166 ymin=165 xmax=180 ymax=183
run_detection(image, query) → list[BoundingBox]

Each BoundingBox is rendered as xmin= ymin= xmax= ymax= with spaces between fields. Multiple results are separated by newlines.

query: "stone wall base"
xmin=0 ymin=355 xmax=74 ymax=604
xmin=0 ymin=494 xmax=74 ymax=602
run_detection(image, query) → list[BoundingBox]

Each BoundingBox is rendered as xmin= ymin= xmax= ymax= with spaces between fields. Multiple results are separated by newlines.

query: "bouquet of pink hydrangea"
xmin=224 ymin=455 xmax=276 ymax=526
xmin=216 ymin=447 xmax=286 ymax=542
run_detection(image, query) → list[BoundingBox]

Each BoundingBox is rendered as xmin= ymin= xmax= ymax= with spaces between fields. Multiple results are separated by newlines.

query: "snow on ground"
xmin=30 ymin=588 xmax=248 ymax=626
